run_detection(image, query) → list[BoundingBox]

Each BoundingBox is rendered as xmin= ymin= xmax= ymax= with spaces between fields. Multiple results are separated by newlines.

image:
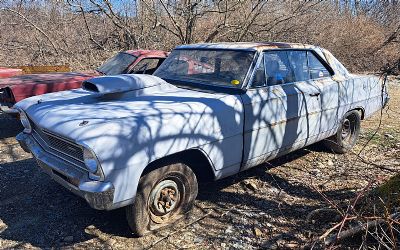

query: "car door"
xmin=304 ymin=50 xmax=339 ymax=139
xmin=241 ymin=50 xmax=322 ymax=170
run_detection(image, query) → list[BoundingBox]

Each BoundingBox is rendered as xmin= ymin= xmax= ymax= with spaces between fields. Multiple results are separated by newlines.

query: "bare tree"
xmin=0 ymin=0 xmax=399 ymax=72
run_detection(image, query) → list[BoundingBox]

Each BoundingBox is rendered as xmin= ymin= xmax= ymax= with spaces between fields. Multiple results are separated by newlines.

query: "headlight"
xmin=83 ymin=148 xmax=98 ymax=173
xmin=83 ymin=148 xmax=103 ymax=180
xmin=19 ymin=111 xmax=32 ymax=134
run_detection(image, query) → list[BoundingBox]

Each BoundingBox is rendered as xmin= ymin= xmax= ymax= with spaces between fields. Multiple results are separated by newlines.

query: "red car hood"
xmin=0 ymin=71 xmax=100 ymax=102
xmin=0 ymin=67 xmax=23 ymax=78
xmin=0 ymin=72 xmax=98 ymax=88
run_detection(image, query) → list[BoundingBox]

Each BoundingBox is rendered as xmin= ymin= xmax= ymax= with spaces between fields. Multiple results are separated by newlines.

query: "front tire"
xmin=323 ymin=110 xmax=361 ymax=154
xmin=126 ymin=163 xmax=198 ymax=236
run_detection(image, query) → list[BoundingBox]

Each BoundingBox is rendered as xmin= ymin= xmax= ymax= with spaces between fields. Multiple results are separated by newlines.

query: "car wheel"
xmin=126 ymin=163 xmax=198 ymax=236
xmin=323 ymin=110 xmax=361 ymax=154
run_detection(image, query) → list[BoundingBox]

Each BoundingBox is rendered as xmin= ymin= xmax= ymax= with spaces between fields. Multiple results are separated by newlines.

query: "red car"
xmin=0 ymin=67 xmax=23 ymax=78
xmin=0 ymin=50 xmax=168 ymax=114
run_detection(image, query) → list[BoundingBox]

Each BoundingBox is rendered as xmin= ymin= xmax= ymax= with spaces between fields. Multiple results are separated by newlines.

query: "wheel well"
xmin=142 ymin=149 xmax=216 ymax=182
xmin=352 ymin=107 xmax=365 ymax=120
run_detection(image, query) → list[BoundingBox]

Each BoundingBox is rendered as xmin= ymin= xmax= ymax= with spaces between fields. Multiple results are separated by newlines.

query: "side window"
xmin=250 ymin=55 xmax=266 ymax=87
xmin=264 ymin=51 xmax=294 ymax=86
xmin=307 ymin=52 xmax=331 ymax=79
xmin=130 ymin=58 xmax=161 ymax=74
xmin=287 ymin=51 xmax=309 ymax=82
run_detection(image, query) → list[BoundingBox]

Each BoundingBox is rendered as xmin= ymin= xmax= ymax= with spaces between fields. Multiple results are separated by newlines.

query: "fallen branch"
xmin=323 ymin=212 xmax=400 ymax=247
xmin=319 ymin=216 xmax=357 ymax=241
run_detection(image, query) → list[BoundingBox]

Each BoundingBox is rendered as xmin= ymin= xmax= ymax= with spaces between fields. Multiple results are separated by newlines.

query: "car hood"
xmin=0 ymin=67 xmax=23 ymax=78
xmin=15 ymin=74 xmax=240 ymax=142
xmin=0 ymin=72 xmax=96 ymax=89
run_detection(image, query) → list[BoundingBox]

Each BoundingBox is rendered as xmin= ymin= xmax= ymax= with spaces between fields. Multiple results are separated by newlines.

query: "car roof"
xmin=123 ymin=50 xmax=169 ymax=57
xmin=175 ymin=42 xmax=350 ymax=79
xmin=176 ymin=42 xmax=316 ymax=51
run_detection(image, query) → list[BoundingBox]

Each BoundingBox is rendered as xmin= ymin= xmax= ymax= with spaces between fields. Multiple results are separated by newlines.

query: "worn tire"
xmin=126 ymin=163 xmax=198 ymax=236
xmin=323 ymin=110 xmax=361 ymax=154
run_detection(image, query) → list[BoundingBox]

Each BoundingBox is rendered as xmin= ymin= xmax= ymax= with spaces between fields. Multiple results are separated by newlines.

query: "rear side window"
xmin=307 ymin=52 xmax=331 ymax=79
xmin=287 ymin=51 xmax=309 ymax=82
xmin=250 ymin=49 xmax=333 ymax=88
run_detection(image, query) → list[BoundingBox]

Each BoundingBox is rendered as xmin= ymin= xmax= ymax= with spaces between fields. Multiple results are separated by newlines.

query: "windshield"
xmin=153 ymin=49 xmax=255 ymax=88
xmin=97 ymin=52 xmax=137 ymax=75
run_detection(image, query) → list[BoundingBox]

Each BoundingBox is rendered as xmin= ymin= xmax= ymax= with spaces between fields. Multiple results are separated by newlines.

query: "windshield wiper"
xmin=162 ymin=78 xmax=245 ymax=95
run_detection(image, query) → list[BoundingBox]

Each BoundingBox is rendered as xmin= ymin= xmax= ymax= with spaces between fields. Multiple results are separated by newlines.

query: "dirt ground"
xmin=0 ymin=77 xmax=399 ymax=249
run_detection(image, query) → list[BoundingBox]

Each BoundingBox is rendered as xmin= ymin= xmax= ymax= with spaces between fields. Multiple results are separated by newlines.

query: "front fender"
xmin=85 ymin=94 xmax=244 ymax=204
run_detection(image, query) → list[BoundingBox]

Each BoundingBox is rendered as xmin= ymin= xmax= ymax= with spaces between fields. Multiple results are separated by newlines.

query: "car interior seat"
xmin=266 ymin=60 xmax=282 ymax=86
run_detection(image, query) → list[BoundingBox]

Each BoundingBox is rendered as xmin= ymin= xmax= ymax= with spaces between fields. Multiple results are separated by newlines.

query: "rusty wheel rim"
xmin=150 ymin=179 xmax=180 ymax=217
xmin=341 ymin=118 xmax=351 ymax=141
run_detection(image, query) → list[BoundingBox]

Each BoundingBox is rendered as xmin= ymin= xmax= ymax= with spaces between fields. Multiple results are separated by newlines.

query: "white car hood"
xmin=15 ymin=74 xmax=235 ymax=142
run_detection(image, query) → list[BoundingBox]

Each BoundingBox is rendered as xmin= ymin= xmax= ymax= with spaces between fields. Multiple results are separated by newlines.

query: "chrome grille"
xmin=42 ymin=130 xmax=84 ymax=162
xmin=30 ymin=119 xmax=85 ymax=166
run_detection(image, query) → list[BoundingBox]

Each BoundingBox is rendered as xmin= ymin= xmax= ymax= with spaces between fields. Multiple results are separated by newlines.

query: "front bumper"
xmin=16 ymin=132 xmax=115 ymax=210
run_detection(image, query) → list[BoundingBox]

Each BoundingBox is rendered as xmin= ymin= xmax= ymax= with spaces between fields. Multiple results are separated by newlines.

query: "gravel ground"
xmin=0 ymin=78 xmax=399 ymax=249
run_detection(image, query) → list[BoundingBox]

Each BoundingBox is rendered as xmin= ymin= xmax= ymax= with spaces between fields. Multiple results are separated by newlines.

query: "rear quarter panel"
xmin=338 ymin=74 xmax=385 ymax=120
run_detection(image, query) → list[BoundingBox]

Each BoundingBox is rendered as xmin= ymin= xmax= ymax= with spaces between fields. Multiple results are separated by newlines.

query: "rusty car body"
xmin=15 ymin=42 xmax=389 ymax=235
xmin=0 ymin=50 xmax=168 ymax=114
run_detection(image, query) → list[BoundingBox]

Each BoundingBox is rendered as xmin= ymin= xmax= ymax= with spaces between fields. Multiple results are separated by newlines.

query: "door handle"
xmin=309 ymin=92 xmax=320 ymax=97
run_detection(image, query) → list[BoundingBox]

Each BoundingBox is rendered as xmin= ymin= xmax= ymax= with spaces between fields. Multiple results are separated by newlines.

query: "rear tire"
xmin=126 ymin=163 xmax=198 ymax=236
xmin=323 ymin=110 xmax=361 ymax=154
